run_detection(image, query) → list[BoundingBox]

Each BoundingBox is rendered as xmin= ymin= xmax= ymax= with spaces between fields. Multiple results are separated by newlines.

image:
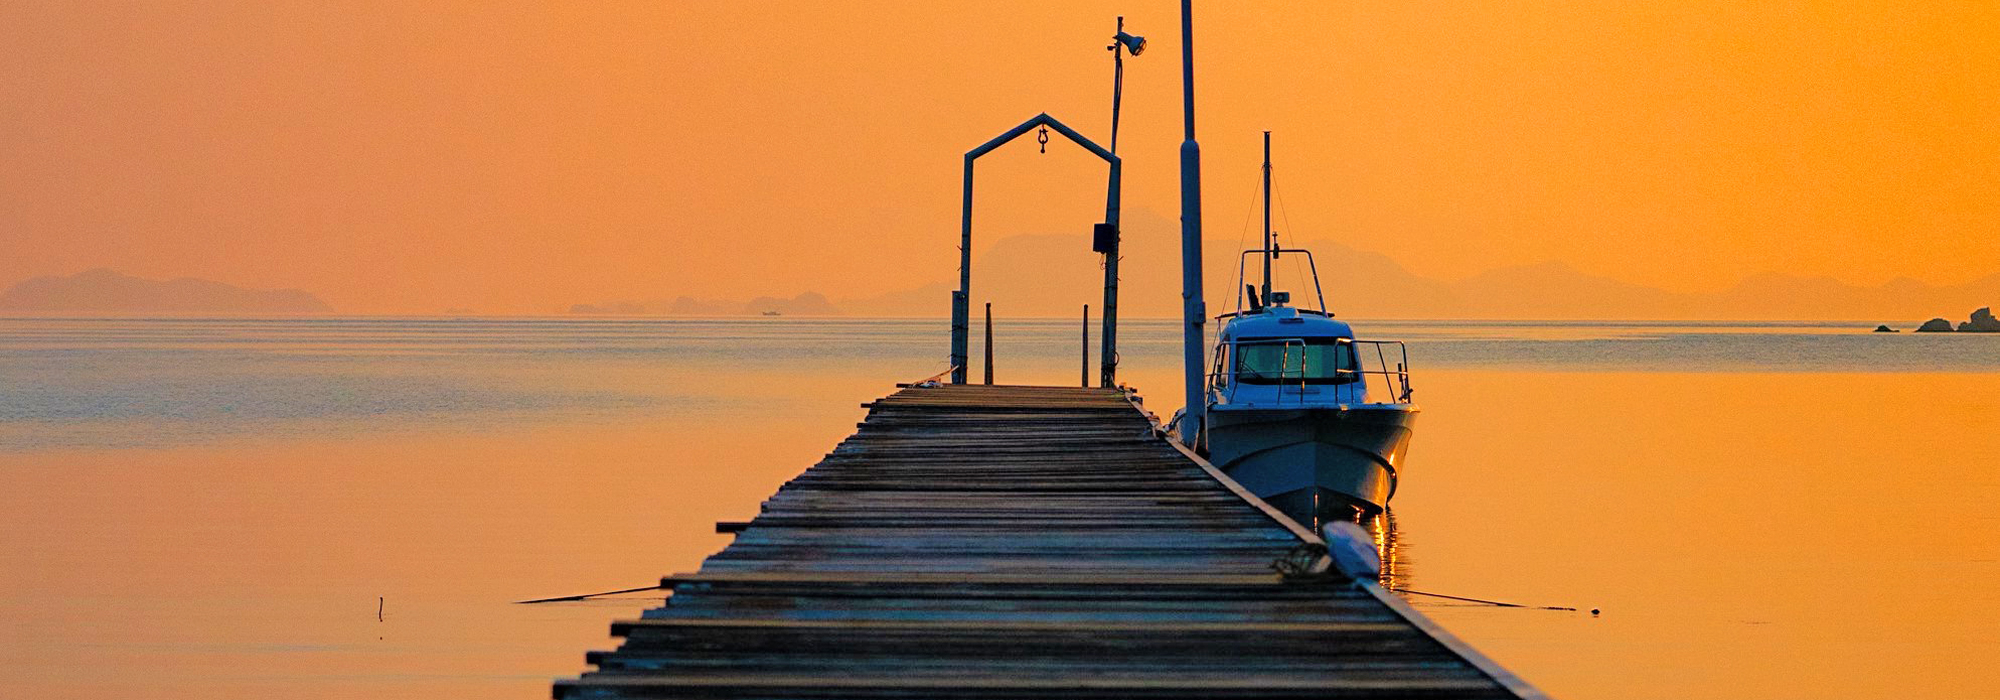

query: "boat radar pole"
xmin=1176 ymin=0 xmax=1208 ymax=439
xmin=1261 ymin=131 xmax=1274 ymax=304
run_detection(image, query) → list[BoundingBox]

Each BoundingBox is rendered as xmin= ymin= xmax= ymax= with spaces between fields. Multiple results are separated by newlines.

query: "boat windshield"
xmin=1232 ymin=338 xmax=1359 ymax=385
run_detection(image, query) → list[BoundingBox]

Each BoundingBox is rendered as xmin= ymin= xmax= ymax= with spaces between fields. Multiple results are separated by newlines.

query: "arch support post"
xmin=951 ymin=154 xmax=974 ymax=384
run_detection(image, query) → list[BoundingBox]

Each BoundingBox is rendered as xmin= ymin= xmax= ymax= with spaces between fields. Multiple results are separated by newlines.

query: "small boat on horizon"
xmin=1176 ymin=132 xmax=1419 ymax=529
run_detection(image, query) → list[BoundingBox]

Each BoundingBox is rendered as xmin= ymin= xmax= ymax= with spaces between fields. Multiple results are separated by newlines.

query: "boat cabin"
xmin=1211 ymin=292 xmax=1372 ymax=406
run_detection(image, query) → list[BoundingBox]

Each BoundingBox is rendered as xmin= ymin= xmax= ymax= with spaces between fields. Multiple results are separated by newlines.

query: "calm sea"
xmin=2 ymin=317 xmax=1995 ymax=698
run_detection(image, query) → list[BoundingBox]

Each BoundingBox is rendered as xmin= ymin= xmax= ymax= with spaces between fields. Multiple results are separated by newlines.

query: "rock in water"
xmin=1916 ymin=318 xmax=1955 ymax=333
xmin=1873 ymin=325 xmax=1897 ymax=333
xmin=1960 ymin=307 xmax=2000 ymax=333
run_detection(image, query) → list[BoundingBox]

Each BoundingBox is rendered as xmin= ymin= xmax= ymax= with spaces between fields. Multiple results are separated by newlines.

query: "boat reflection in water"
xmin=1361 ymin=509 xmax=1410 ymax=591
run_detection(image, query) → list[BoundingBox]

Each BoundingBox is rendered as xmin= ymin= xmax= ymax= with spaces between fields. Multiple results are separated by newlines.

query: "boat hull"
xmin=1202 ymin=405 xmax=1417 ymax=526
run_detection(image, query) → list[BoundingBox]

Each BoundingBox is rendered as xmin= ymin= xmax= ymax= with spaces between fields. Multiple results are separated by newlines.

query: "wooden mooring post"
xmin=1081 ymin=303 xmax=1090 ymax=388
xmin=982 ymin=302 xmax=993 ymax=385
xmin=554 ymin=384 xmax=1544 ymax=700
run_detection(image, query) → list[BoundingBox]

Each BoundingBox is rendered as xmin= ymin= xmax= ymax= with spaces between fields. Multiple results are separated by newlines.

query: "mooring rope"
xmin=1389 ymin=587 xmax=1597 ymax=615
xmin=515 ymin=581 xmax=1596 ymax=616
xmin=515 ymin=584 xmax=666 ymax=605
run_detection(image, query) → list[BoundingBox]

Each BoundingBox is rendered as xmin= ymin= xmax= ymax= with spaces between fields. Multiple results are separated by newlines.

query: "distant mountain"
xmin=743 ymin=292 xmax=838 ymax=315
xmin=841 ymin=281 xmax=954 ymax=317
xmin=838 ymin=234 xmax=1105 ymax=317
xmin=569 ymin=291 xmax=838 ymax=316
xmin=0 ymin=269 xmax=332 ymax=313
xmin=1231 ymin=238 xmax=1998 ymax=320
xmin=1710 ymin=272 xmax=2000 ymax=320
xmin=840 ymin=232 xmax=2000 ymax=320
xmin=565 ymin=229 xmax=1996 ymax=320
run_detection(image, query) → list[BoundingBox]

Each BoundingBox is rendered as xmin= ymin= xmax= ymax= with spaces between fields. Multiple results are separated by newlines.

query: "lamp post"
xmin=945 ymin=24 xmax=1140 ymax=388
xmin=1108 ymin=17 xmax=1145 ymax=153
xmin=1097 ymin=17 xmax=1144 ymax=388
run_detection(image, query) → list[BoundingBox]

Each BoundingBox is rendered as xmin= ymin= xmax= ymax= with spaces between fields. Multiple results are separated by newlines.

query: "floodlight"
xmin=1114 ymin=31 xmax=1146 ymax=56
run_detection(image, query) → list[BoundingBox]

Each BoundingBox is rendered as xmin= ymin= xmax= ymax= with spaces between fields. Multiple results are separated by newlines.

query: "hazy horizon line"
xmin=0 ymin=312 xmax=1959 ymax=326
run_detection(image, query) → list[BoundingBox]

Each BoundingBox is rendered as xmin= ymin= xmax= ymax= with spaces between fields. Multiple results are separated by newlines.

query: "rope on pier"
xmin=1389 ymin=587 xmax=1595 ymax=614
xmin=515 ymin=584 xmax=665 ymax=605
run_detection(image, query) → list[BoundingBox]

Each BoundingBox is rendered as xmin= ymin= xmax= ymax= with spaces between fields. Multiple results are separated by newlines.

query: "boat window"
xmin=1231 ymin=338 xmax=1359 ymax=385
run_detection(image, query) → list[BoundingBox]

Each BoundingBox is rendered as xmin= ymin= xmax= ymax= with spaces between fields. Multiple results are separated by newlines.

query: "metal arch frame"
xmin=951 ymin=112 xmax=1123 ymax=386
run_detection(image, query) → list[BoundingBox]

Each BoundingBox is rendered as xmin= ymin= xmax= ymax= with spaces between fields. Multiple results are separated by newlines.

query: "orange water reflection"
xmin=1 ymin=369 xmax=1995 ymax=699
xmin=0 ymin=374 xmax=879 ymax=699
xmin=1395 ymin=370 xmax=2000 ymax=700
xmin=1362 ymin=509 xmax=1410 ymax=592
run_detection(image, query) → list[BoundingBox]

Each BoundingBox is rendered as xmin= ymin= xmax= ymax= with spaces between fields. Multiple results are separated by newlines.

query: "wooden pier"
xmin=555 ymin=384 xmax=1542 ymax=700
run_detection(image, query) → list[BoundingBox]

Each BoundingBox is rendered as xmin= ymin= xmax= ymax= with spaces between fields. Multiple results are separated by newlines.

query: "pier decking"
xmin=555 ymin=384 xmax=1540 ymax=700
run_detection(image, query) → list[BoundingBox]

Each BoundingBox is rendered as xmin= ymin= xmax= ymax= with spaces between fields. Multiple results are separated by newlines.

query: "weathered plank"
xmin=554 ymin=384 xmax=1541 ymax=700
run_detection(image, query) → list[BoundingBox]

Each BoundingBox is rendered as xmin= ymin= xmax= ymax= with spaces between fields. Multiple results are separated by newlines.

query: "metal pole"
xmin=983 ymin=302 xmax=994 ymax=385
xmin=1176 ymin=0 xmax=1207 ymax=439
xmin=952 ymin=156 xmax=974 ymax=384
xmin=1262 ymin=131 xmax=1273 ymax=302
xmin=1082 ymin=304 xmax=1091 ymax=388
xmin=1100 ymin=159 xmax=1120 ymax=388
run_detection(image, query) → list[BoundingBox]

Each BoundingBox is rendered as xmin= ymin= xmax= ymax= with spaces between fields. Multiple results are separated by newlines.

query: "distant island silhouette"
xmin=1916 ymin=307 xmax=2000 ymax=333
xmin=0 ymin=269 xmax=331 ymax=313
xmin=569 ymin=292 xmax=837 ymax=316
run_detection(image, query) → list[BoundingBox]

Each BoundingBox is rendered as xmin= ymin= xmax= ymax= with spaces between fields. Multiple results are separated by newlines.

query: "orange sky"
xmin=3 ymin=1 xmax=1995 ymax=314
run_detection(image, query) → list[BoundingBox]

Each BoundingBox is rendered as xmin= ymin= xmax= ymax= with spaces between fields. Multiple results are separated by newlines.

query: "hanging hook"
xmin=1037 ymin=125 xmax=1050 ymax=153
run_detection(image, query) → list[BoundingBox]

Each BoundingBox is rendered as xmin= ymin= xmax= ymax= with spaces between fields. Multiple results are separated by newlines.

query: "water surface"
xmin=1 ymin=317 xmax=1994 ymax=698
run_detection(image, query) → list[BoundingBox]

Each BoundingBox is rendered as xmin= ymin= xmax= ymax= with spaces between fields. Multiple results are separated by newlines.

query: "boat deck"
xmin=554 ymin=384 xmax=1540 ymax=699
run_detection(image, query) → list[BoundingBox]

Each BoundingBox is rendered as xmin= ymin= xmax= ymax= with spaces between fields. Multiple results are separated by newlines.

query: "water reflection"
xmin=1362 ymin=508 xmax=1412 ymax=591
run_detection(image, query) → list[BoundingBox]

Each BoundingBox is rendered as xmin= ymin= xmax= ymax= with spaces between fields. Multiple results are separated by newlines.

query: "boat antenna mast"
xmin=1261 ymin=130 xmax=1274 ymax=304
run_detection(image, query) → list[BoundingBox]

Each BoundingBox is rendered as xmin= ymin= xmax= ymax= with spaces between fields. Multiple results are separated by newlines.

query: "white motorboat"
xmin=1181 ymin=133 xmax=1419 ymax=529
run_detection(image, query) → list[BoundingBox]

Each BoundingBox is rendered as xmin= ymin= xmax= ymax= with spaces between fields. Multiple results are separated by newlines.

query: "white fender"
xmin=1321 ymin=521 xmax=1381 ymax=579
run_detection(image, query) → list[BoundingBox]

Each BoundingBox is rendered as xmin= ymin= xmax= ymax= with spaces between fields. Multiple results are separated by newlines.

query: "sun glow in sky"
xmin=3 ymin=1 xmax=1995 ymax=314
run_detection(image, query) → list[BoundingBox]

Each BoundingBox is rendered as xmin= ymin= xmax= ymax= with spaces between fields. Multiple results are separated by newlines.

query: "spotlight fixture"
xmin=1113 ymin=30 xmax=1146 ymax=56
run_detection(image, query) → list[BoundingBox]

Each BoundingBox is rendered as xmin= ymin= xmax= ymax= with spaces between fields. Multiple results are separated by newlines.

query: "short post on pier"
xmin=1081 ymin=304 xmax=1091 ymax=388
xmin=983 ymin=302 xmax=994 ymax=385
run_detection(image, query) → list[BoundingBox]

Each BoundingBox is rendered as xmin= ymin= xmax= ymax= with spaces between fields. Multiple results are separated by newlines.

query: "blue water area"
xmin=0 ymin=316 xmax=1992 ymax=451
